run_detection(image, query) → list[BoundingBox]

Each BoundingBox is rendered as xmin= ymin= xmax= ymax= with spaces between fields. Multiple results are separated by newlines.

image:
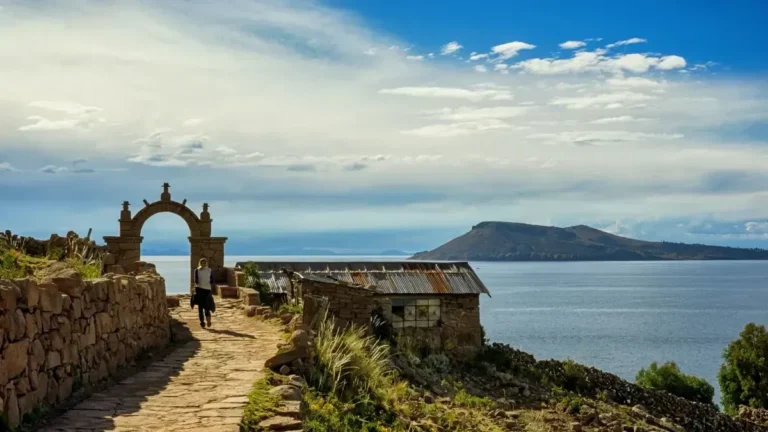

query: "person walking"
xmin=191 ymin=258 xmax=216 ymax=328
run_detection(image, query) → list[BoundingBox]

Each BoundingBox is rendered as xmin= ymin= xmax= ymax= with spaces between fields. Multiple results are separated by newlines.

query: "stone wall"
xmin=298 ymin=279 xmax=375 ymax=330
xmin=740 ymin=407 xmax=768 ymax=426
xmin=0 ymin=269 xmax=170 ymax=428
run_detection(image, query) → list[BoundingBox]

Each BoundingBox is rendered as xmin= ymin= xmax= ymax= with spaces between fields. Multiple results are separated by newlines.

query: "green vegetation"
xmin=718 ymin=323 xmax=768 ymax=414
xmin=303 ymin=317 xmax=504 ymax=431
xmin=561 ymin=359 xmax=588 ymax=393
xmin=276 ymin=301 xmax=302 ymax=316
xmin=0 ymin=250 xmax=29 ymax=279
xmin=242 ymin=263 xmax=274 ymax=305
xmin=635 ymin=361 xmax=714 ymax=405
xmin=240 ymin=372 xmax=289 ymax=430
xmin=66 ymin=258 xmax=102 ymax=280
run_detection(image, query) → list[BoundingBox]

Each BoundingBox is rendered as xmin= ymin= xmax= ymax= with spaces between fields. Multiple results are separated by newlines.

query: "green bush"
xmin=562 ymin=359 xmax=588 ymax=392
xmin=718 ymin=323 xmax=768 ymax=414
xmin=242 ymin=263 xmax=274 ymax=304
xmin=0 ymin=250 xmax=27 ymax=279
xmin=636 ymin=361 xmax=714 ymax=405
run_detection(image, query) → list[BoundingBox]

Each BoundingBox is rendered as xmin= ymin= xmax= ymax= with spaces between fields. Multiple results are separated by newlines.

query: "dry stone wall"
xmin=299 ymin=279 xmax=375 ymax=330
xmin=0 ymin=269 xmax=170 ymax=428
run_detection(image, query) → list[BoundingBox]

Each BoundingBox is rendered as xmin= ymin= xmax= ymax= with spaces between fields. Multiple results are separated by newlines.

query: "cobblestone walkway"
xmin=39 ymin=298 xmax=282 ymax=432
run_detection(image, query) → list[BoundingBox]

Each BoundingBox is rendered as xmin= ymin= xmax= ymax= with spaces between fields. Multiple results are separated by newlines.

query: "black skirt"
xmin=191 ymin=287 xmax=216 ymax=313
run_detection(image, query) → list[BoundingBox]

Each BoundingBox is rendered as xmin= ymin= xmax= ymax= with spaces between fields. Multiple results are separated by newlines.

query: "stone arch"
xmin=103 ymin=183 xmax=227 ymax=292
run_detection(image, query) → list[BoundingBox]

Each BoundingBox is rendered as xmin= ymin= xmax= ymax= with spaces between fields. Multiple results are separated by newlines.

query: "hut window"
xmin=390 ymin=298 xmax=441 ymax=328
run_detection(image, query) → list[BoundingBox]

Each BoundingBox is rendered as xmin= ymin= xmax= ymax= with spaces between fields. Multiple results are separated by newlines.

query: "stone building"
xmin=235 ymin=261 xmax=491 ymax=348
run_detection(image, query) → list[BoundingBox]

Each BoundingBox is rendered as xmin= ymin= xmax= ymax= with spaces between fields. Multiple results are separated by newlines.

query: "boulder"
xmin=279 ymin=365 xmax=291 ymax=375
xmin=166 ymin=297 xmax=180 ymax=308
xmin=5 ymin=388 xmax=20 ymax=428
xmin=280 ymin=313 xmax=294 ymax=325
xmin=50 ymin=269 xmax=84 ymax=297
xmin=245 ymin=305 xmax=258 ymax=317
xmin=257 ymin=416 xmax=302 ymax=431
xmin=265 ymin=348 xmax=307 ymax=370
xmin=268 ymin=385 xmax=302 ymax=401
xmin=288 ymin=330 xmax=311 ymax=350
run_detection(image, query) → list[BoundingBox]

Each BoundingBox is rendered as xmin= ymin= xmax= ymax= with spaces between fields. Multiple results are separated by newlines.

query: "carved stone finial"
xmin=203 ymin=203 xmax=209 ymax=212
xmin=122 ymin=201 xmax=130 ymax=211
xmin=120 ymin=201 xmax=132 ymax=221
xmin=161 ymin=182 xmax=171 ymax=202
xmin=201 ymin=202 xmax=211 ymax=221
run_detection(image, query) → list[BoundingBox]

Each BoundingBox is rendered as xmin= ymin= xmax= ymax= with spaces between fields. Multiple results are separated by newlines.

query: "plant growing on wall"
xmin=242 ymin=263 xmax=273 ymax=304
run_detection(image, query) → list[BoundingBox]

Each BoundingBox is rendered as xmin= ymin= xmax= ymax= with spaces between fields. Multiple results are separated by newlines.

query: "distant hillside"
xmin=410 ymin=221 xmax=768 ymax=261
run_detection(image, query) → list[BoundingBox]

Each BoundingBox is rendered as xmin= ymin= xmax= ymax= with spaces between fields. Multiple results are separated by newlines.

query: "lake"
xmin=145 ymin=256 xmax=768 ymax=403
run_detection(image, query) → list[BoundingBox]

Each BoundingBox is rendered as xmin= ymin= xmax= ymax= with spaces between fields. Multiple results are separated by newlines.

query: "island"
xmin=410 ymin=221 xmax=768 ymax=261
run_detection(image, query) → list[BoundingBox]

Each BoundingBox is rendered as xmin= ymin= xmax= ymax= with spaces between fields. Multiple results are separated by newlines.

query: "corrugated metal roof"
xmin=235 ymin=261 xmax=491 ymax=297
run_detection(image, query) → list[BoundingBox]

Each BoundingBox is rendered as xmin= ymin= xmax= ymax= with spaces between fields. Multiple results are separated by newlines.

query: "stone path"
xmin=39 ymin=298 xmax=282 ymax=432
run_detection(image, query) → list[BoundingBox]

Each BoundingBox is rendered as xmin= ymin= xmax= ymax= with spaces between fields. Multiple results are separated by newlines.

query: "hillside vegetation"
xmin=411 ymin=222 xmax=768 ymax=261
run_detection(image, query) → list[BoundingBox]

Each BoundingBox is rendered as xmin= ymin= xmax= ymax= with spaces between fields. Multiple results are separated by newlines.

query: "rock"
xmin=279 ymin=365 xmax=291 ymax=375
xmin=46 ymin=376 xmax=59 ymax=404
xmin=287 ymin=375 xmax=305 ymax=388
xmin=631 ymin=405 xmax=648 ymax=417
xmin=219 ymin=286 xmax=238 ymax=298
xmin=659 ymin=418 xmax=685 ymax=432
xmin=47 ymin=351 xmax=62 ymax=370
xmin=25 ymin=312 xmax=38 ymax=339
xmin=257 ymin=416 xmax=302 ymax=431
xmin=522 ymin=388 xmax=531 ymax=397
xmin=167 ymin=297 xmax=180 ymax=308
xmin=4 ymin=339 xmax=30 ymax=379
xmin=269 ymin=385 xmax=302 ymax=401
xmin=280 ymin=313 xmax=294 ymax=325
xmin=50 ymin=269 xmax=84 ymax=297
xmin=16 ymin=278 xmax=40 ymax=309
xmin=288 ymin=330 xmax=310 ymax=350
xmin=10 ymin=309 xmax=26 ymax=341
xmin=58 ymin=377 xmax=74 ymax=402
xmin=0 ymin=280 xmax=21 ymax=312
xmin=15 ymin=376 xmax=31 ymax=395
xmin=570 ymin=422 xmax=582 ymax=432
xmin=244 ymin=305 xmax=258 ymax=317
xmin=423 ymin=394 xmax=435 ymax=404
xmin=32 ymin=339 xmax=46 ymax=365
xmin=38 ymin=283 xmax=63 ymax=313
xmin=6 ymin=388 xmax=20 ymax=428
xmin=274 ymin=401 xmax=301 ymax=418
xmin=265 ymin=348 xmax=307 ymax=370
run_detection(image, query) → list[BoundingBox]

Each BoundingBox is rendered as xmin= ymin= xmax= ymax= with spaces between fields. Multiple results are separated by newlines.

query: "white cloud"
xmin=183 ymin=118 xmax=204 ymax=126
xmin=605 ymin=37 xmax=647 ymax=49
xmin=745 ymin=221 xmax=768 ymax=234
xmin=559 ymin=41 xmax=586 ymax=50
xmin=2 ymin=1 xmax=768 ymax=235
xmin=469 ymin=53 xmax=488 ymax=61
xmin=40 ymin=165 xmax=68 ymax=174
xmin=491 ymin=41 xmax=536 ymax=60
xmin=550 ymin=91 xmax=655 ymax=109
xmin=474 ymin=65 xmax=488 ymax=73
xmin=379 ymin=86 xmax=512 ymax=101
xmin=656 ymin=55 xmax=687 ymax=70
xmin=440 ymin=41 xmax=462 ymax=55
xmin=590 ymin=116 xmax=651 ymax=124
xmin=0 ymin=162 xmax=18 ymax=172
xmin=406 ymin=55 xmax=424 ymax=61
xmin=402 ymin=119 xmax=512 ymax=137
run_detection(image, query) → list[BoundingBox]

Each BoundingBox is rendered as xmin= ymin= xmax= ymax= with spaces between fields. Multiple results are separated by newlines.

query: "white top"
xmin=195 ymin=267 xmax=213 ymax=290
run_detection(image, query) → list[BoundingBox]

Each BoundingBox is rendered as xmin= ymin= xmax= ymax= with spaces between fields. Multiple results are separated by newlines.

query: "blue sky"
xmin=1 ymin=0 xmax=768 ymax=254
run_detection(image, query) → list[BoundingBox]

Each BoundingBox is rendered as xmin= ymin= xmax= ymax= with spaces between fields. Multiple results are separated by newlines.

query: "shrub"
xmin=562 ymin=359 xmax=588 ymax=392
xmin=636 ymin=361 xmax=714 ymax=405
xmin=66 ymin=258 xmax=102 ymax=280
xmin=0 ymin=250 xmax=27 ymax=279
xmin=242 ymin=263 xmax=274 ymax=304
xmin=718 ymin=323 xmax=768 ymax=414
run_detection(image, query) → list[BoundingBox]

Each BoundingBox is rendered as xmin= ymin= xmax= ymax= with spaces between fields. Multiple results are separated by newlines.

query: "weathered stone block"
xmin=239 ymin=288 xmax=260 ymax=306
xmin=38 ymin=283 xmax=63 ymax=313
xmin=51 ymin=269 xmax=84 ymax=297
xmin=0 ymin=280 xmax=21 ymax=312
xmin=5 ymin=339 xmax=29 ymax=379
xmin=14 ymin=278 xmax=40 ymax=310
xmin=219 ymin=286 xmax=238 ymax=299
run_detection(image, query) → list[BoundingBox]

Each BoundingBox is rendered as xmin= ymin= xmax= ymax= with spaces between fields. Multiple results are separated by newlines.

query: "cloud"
xmin=469 ymin=53 xmax=488 ymax=61
xmin=745 ymin=221 xmax=768 ymax=234
xmin=440 ymin=41 xmax=462 ymax=55
xmin=71 ymin=158 xmax=88 ymax=165
xmin=0 ymin=162 xmax=18 ymax=172
xmin=474 ymin=65 xmax=487 ymax=73
xmin=40 ymin=165 xmax=68 ymax=174
xmin=378 ymin=86 xmax=512 ymax=101
xmin=559 ymin=41 xmax=586 ymax=50
xmin=73 ymin=168 xmax=96 ymax=174
xmin=491 ymin=41 xmax=536 ymax=60
xmin=657 ymin=55 xmax=687 ymax=70
xmin=344 ymin=162 xmax=367 ymax=171
xmin=590 ymin=116 xmax=651 ymax=124
xmin=406 ymin=55 xmax=424 ymax=61
xmin=2 ymin=0 xmax=768 ymax=242
xmin=605 ymin=37 xmax=647 ymax=49
xmin=183 ymin=118 xmax=204 ymax=126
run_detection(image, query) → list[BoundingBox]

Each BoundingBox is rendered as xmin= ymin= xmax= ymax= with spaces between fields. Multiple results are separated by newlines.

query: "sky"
xmin=1 ymin=0 xmax=768 ymax=254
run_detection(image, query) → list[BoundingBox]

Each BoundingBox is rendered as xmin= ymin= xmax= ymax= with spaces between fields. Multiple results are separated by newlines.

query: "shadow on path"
xmin=32 ymin=298 xmax=282 ymax=432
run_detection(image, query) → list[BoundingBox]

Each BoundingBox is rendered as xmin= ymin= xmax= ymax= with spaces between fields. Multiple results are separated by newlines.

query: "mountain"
xmin=410 ymin=221 xmax=768 ymax=261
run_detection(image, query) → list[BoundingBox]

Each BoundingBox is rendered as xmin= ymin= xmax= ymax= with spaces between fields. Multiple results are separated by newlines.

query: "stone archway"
xmin=104 ymin=183 xmax=227 ymax=290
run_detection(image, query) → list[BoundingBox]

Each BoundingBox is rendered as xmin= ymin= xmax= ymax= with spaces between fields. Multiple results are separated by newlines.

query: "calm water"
xmin=146 ymin=256 xmax=768 ymax=402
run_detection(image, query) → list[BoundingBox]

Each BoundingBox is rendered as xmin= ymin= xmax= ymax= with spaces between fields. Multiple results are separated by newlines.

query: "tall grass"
xmin=311 ymin=316 xmax=400 ymax=403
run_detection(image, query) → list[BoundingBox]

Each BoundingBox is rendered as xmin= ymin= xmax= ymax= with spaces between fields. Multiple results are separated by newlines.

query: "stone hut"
xmin=236 ymin=261 xmax=491 ymax=349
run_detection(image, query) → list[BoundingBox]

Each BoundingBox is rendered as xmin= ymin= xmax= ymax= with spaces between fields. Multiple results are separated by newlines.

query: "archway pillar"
xmin=103 ymin=235 xmax=143 ymax=271
xmin=189 ymin=236 xmax=227 ymax=292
